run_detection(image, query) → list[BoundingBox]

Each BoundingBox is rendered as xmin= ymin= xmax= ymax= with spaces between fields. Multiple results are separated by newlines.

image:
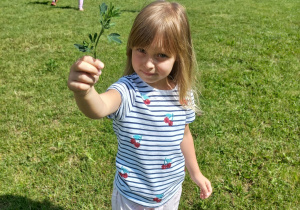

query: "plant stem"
xmin=94 ymin=26 xmax=105 ymax=59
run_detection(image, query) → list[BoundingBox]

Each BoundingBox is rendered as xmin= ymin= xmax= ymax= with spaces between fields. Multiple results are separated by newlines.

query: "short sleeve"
xmin=106 ymin=77 xmax=136 ymax=121
xmin=185 ymin=109 xmax=195 ymax=124
xmin=185 ymin=91 xmax=196 ymax=124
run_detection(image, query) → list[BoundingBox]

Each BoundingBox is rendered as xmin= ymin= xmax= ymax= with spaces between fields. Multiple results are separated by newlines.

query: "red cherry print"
xmin=161 ymin=164 xmax=167 ymax=169
xmin=153 ymin=197 xmax=161 ymax=202
xmin=144 ymin=99 xmax=150 ymax=105
xmin=130 ymin=138 xmax=136 ymax=144
xmin=119 ymin=172 xmax=123 ymax=176
xmin=168 ymin=121 xmax=173 ymax=126
xmin=134 ymin=142 xmax=140 ymax=148
xmin=167 ymin=163 xmax=171 ymax=168
xmin=164 ymin=117 xmax=170 ymax=123
xmin=123 ymin=173 xmax=128 ymax=178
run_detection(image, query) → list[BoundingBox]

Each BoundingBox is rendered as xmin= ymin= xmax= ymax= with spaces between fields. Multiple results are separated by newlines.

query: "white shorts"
xmin=111 ymin=184 xmax=182 ymax=210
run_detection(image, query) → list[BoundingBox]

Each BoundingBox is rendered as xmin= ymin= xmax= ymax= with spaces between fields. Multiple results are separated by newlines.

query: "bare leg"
xmin=78 ymin=0 xmax=84 ymax=10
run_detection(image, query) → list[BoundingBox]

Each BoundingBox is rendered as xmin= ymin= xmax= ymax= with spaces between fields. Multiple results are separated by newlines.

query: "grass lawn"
xmin=0 ymin=0 xmax=299 ymax=209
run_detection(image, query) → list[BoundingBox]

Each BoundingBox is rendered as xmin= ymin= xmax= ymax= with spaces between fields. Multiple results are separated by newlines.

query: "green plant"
xmin=74 ymin=3 xmax=121 ymax=59
xmin=45 ymin=59 xmax=58 ymax=72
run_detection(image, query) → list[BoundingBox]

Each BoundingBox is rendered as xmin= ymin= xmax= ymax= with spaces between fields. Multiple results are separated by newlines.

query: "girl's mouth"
xmin=142 ymin=71 xmax=155 ymax=76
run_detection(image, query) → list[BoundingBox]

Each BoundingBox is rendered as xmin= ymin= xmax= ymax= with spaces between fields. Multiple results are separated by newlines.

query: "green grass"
xmin=0 ymin=0 xmax=299 ymax=209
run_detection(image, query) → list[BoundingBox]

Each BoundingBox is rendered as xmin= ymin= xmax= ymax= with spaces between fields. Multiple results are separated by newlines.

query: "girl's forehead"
xmin=135 ymin=44 xmax=171 ymax=55
xmin=135 ymin=36 xmax=174 ymax=54
xmin=146 ymin=43 xmax=167 ymax=52
xmin=151 ymin=35 xmax=169 ymax=49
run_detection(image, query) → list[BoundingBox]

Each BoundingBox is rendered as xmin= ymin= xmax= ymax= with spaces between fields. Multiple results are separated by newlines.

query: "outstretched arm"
xmin=181 ymin=124 xmax=212 ymax=199
xmin=68 ymin=56 xmax=121 ymax=119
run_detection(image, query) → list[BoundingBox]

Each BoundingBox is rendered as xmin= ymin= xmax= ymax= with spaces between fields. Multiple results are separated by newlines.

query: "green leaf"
xmin=108 ymin=33 xmax=122 ymax=44
xmin=74 ymin=44 xmax=90 ymax=52
xmin=93 ymin=33 xmax=98 ymax=42
xmin=88 ymin=34 xmax=93 ymax=42
xmin=104 ymin=19 xmax=111 ymax=29
xmin=112 ymin=8 xmax=121 ymax=17
xmin=100 ymin=3 xmax=107 ymax=16
xmin=74 ymin=43 xmax=83 ymax=50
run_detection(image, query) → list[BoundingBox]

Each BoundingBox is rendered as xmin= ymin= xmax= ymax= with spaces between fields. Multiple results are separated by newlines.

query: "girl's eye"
xmin=137 ymin=48 xmax=146 ymax=54
xmin=157 ymin=53 xmax=168 ymax=58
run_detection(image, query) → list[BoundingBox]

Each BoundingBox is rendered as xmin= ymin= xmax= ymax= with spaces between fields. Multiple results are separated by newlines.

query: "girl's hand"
xmin=194 ymin=174 xmax=213 ymax=199
xmin=68 ymin=56 xmax=104 ymax=95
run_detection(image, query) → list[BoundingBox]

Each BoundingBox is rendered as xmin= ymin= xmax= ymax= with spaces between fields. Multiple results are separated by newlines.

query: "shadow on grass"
xmin=28 ymin=1 xmax=48 ymax=5
xmin=28 ymin=1 xmax=77 ymax=10
xmin=121 ymin=9 xmax=140 ymax=13
xmin=0 ymin=195 xmax=64 ymax=210
xmin=52 ymin=6 xmax=78 ymax=10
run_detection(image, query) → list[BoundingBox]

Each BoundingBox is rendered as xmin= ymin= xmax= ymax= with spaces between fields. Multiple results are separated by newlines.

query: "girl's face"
xmin=131 ymin=43 xmax=176 ymax=90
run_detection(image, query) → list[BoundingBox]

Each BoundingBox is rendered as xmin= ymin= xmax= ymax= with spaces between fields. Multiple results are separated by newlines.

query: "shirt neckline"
xmin=132 ymin=73 xmax=178 ymax=93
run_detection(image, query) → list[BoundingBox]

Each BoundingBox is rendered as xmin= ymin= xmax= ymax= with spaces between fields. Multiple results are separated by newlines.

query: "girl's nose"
xmin=144 ymin=56 xmax=155 ymax=69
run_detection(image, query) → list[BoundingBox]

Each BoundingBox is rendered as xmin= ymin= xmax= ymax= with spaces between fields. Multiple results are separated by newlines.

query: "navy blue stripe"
xmin=115 ymin=131 xmax=183 ymax=142
xmin=117 ymin=170 xmax=185 ymax=192
xmin=129 ymin=109 xmax=187 ymax=115
xmin=117 ymin=150 xmax=183 ymax=163
xmin=117 ymin=151 xmax=184 ymax=167
xmin=118 ymin=145 xmax=182 ymax=156
xmin=116 ymin=128 xmax=185 ymax=139
xmin=117 ymin=118 xmax=185 ymax=128
xmin=118 ymin=142 xmax=182 ymax=153
xmin=114 ymin=120 xmax=184 ymax=129
xmin=116 ymin=124 xmax=184 ymax=134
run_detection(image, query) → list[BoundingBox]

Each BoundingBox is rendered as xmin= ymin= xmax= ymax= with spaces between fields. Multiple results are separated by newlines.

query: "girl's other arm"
xmin=181 ymin=124 xmax=213 ymax=199
xmin=68 ymin=56 xmax=121 ymax=119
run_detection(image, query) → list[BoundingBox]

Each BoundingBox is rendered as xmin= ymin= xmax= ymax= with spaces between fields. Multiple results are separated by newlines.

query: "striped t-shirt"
xmin=107 ymin=73 xmax=195 ymax=208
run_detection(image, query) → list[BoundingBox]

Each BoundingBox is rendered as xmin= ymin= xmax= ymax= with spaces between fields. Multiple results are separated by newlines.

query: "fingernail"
xmin=98 ymin=62 xmax=104 ymax=69
xmin=98 ymin=70 xmax=102 ymax=75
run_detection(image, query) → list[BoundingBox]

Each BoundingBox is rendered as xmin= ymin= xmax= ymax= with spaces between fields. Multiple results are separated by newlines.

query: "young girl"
xmin=68 ymin=1 xmax=212 ymax=209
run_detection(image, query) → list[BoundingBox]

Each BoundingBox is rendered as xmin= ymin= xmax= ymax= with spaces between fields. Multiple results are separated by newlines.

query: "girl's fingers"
xmin=199 ymin=180 xmax=212 ymax=199
xmin=68 ymin=71 xmax=99 ymax=90
xmin=73 ymin=56 xmax=104 ymax=75
xmin=68 ymin=81 xmax=92 ymax=92
xmin=68 ymin=56 xmax=104 ymax=93
xmin=81 ymin=55 xmax=105 ymax=70
xmin=207 ymin=181 xmax=213 ymax=194
xmin=75 ymin=72 xmax=98 ymax=84
xmin=200 ymin=189 xmax=209 ymax=199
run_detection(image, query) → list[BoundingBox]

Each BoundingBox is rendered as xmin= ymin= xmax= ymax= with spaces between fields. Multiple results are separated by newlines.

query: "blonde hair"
xmin=124 ymin=1 xmax=199 ymax=111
